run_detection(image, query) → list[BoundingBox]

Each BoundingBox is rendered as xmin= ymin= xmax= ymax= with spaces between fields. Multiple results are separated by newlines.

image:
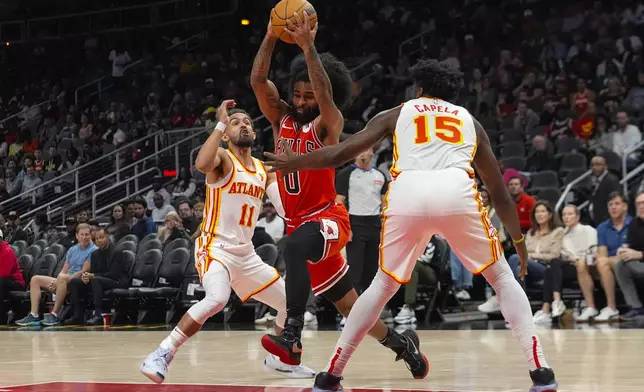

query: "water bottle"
xmin=586 ymin=246 xmax=596 ymax=266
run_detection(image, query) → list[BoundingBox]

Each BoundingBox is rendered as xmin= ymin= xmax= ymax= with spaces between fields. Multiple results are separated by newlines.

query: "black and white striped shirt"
xmin=336 ymin=165 xmax=388 ymax=217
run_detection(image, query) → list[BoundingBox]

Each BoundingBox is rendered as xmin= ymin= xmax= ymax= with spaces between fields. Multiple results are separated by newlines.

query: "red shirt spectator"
xmin=0 ymin=232 xmax=25 ymax=286
xmin=505 ymin=170 xmax=536 ymax=233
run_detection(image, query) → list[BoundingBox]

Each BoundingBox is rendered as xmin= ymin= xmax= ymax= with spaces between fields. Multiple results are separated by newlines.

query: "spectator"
xmin=623 ymin=71 xmax=644 ymax=111
xmin=525 ymin=135 xmax=557 ymax=172
xmin=450 ymin=248 xmax=472 ymax=300
xmin=157 ymin=211 xmax=190 ymax=246
xmin=58 ymin=218 xmax=79 ymax=249
xmin=67 ymin=228 xmax=129 ymax=325
xmin=612 ymin=111 xmax=642 ymax=166
xmin=0 ymin=178 xmax=9 ymax=202
xmin=394 ymin=238 xmax=438 ymax=324
xmin=16 ymin=157 xmax=33 ymax=182
xmin=172 ymin=168 xmax=196 ymax=199
xmin=570 ymin=78 xmax=595 ymax=118
xmin=252 ymin=225 xmax=275 ymax=249
xmin=595 ymin=192 xmax=632 ymax=322
xmin=76 ymin=210 xmax=89 ymax=224
xmin=131 ymin=198 xmax=155 ymax=240
xmin=145 ymin=179 xmax=171 ymax=209
xmin=151 ymin=193 xmax=175 ymax=223
xmin=546 ymin=105 xmax=573 ymax=141
xmin=256 ymin=201 xmax=285 ymax=243
xmin=589 ymin=156 xmax=620 ymax=226
xmin=0 ymin=229 xmax=25 ymax=324
xmin=20 ymin=166 xmax=43 ymax=200
xmin=506 ymin=173 xmax=536 ymax=232
xmin=44 ymin=146 xmax=61 ymax=172
xmin=78 ymin=114 xmax=94 ymax=141
xmin=4 ymin=211 xmax=28 ymax=243
xmin=105 ymin=204 xmax=131 ymax=243
xmin=104 ymin=122 xmax=126 ymax=146
xmin=15 ymin=223 xmax=97 ymax=327
xmin=194 ymin=202 xmax=205 ymax=219
xmin=60 ymin=114 xmax=78 ymax=140
xmin=5 ymin=167 xmax=21 ymax=197
xmin=177 ymin=200 xmax=199 ymax=236
xmin=109 ymin=42 xmax=131 ymax=89
xmin=512 ymin=100 xmax=539 ymax=132
xmin=613 ymin=192 xmax=644 ymax=319
xmin=508 ymin=201 xmax=564 ymax=288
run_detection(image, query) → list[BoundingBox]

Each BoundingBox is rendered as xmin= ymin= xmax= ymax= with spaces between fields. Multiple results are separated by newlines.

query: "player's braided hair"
xmin=409 ymin=58 xmax=464 ymax=102
xmin=288 ymin=52 xmax=354 ymax=110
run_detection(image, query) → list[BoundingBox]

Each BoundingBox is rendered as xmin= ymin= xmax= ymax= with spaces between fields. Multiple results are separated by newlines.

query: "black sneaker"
xmin=529 ymin=367 xmax=558 ymax=392
xmin=261 ymin=326 xmax=303 ymax=366
xmin=395 ymin=329 xmax=430 ymax=379
xmin=312 ymin=371 xmax=343 ymax=392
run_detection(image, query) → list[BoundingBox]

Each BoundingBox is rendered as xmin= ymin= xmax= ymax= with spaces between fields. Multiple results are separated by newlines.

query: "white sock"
xmin=482 ymin=258 xmax=549 ymax=370
xmin=50 ymin=312 xmax=58 ymax=318
xmin=324 ymin=271 xmax=400 ymax=376
xmin=30 ymin=312 xmax=39 ymax=318
xmin=160 ymin=327 xmax=189 ymax=355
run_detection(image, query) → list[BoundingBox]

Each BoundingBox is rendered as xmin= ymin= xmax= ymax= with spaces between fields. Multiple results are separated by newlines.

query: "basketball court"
xmin=0 ymin=324 xmax=639 ymax=391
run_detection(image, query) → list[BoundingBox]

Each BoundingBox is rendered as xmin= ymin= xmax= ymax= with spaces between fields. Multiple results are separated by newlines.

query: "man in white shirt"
xmin=257 ymin=201 xmax=285 ymax=242
xmin=612 ymin=111 xmax=642 ymax=165
xmin=151 ymin=193 xmax=176 ymax=223
xmin=560 ymin=205 xmax=599 ymax=322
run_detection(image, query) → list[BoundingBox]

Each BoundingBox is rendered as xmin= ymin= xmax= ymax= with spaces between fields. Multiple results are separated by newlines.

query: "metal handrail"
xmin=555 ymin=169 xmax=592 ymax=212
xmin=95 ymin=185 xmax=155 ymax=218
xmin=0 ymin=129 xmax=164 ymax=208
xmin=620 ymin=161 xmax=644 ymax=193
xmin=92 ymin=167 xmax=161 ymax=217
xmin=0 ymin=98 xmax=53 ymax=127
xmin=15 ymin=129 xmax=205 ymax=221
xmin=398 ymin=28 xmax=433 ymax=57
xmin=622 ymin=139 xmax=644 ymax=194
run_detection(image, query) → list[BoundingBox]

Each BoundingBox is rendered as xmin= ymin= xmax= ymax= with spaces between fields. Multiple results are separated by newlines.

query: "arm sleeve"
xmin=335 ymin=166 xmax=352 ymax=197
xmin=265 ymin=181 xmax=285 ymax=217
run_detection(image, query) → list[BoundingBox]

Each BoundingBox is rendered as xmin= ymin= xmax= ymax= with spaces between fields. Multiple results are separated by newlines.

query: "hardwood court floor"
xmin=0 ymin=327 xmax=640 ymax=391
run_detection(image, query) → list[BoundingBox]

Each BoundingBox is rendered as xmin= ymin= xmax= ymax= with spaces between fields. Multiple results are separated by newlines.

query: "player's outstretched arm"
xmin=195 ymin=100 xmax=235 ymax=174
xmin=264 ymin=106 xmax=400 ymax=172
xmin=264 ymin=172 xmax=285 ymax=217
xmin=250 ymin=15 xmax=289 ymax=136
xmin=287 ymin=12 xmax=343 ymax=143
xmin=472 ymin=118 xmax=528 ymax=276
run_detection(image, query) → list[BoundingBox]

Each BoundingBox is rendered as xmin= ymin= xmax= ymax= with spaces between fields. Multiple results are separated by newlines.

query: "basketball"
xmin=270 ymin=0 xmax=317 ymax=44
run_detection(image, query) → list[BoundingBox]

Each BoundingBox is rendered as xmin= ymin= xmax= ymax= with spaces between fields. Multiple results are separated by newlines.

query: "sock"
xmin=51 ymin=312 xmax=58 ymax=318
xmin=482 ymin=258 xmax=549 ymax=370
xmin=160 ymin=326 xmax=189 ymax=355
xmin=30 ymin=312 xmax=39 ymax=318
xmin=325 ymin=272 xmax=399 ymax=376
xmin=284 ymin=317 xmax=304 ymax=339
xmin=379 ymin=326 xmax=406 ymax=356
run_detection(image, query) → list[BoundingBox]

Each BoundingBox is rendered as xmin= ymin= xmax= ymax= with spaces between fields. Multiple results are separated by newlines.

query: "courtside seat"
xmin=115 ymin=241 xmax=137 ymax=254
xmin=110 ymin=249 xmax=163 ymax=299
xmin=118 ymin=234 xmax=139 ymax=247
xmin=12 ymin=240 xmax=28 ymax=255
xmin=34 ymin=239 xmax=49 ymax=250
xmin=137 ymin=239 xmax=162 ymax=260
xmin=135 ymin=248 xmax=191 ymax=298
xmin=8 ymin=254 xmax=57 ymax=301
xmin=256 ymin=244 xmax=279 ymax=268
xmin=17 ymin=254 xmax=34 ymax=280
xmin=45 ymin=244 xmax=67 ymax=262
xmin=138 ymin=233 xmax=158 ymax=250
xmin=162 ymin=238 xmax=191 ymax=256
xmin=24 ymin=245 xmax=43 ymax=261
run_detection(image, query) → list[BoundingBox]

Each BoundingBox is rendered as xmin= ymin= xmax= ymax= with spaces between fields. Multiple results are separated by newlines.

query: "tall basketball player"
xmin=140 ymin=100 xmax=314 ymax=383
xmin=265 ymin=59 xmax=559 ymax=392
xmin=250 ymin=11 xmax=427 ymax=377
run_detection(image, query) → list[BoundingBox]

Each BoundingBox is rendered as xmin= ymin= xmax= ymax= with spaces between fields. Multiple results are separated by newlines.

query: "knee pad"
xmin=188 ymin=292 xmax=228 ymax=325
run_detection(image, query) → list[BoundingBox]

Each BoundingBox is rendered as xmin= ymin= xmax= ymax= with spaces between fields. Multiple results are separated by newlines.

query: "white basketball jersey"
xmin=390 ymin=97 xmax=477 ymax=179
xmin=200 ymin=150 xmax=267 ymax=247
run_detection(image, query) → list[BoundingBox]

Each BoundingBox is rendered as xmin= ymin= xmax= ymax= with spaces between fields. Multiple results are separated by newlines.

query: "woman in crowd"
xmin=106 ymin=204 xmax=131 ymax=243
xmin=172 ymin=167 xmax=196 ymax=199
xmin=158 ymin=211 xmax=190 ymax=246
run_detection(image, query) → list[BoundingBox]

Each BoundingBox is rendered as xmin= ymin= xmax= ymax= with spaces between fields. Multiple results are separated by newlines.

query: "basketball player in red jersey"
xmin=250 ymin=11 xmax=428 ymax=377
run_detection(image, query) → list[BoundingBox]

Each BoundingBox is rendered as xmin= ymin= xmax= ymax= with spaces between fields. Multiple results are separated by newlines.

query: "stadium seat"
xmin=256 ymin=244 xmax=279 ymax=268
xmin=8 ymin=254 xmax=57 ymax=303
xmin=110 ymin=249 xmax=164 ymax=299
xmin=600 ymin=151 xmax=622 ymax=174
xmin=45 ymin=244 xmax=67 ymax=262
xmin=527 ymin=126 xmax=546 ymax=140
xmin=500 ymin=141 xmax=526 ymax=158
xmin=118 ymin=234 xmax=139 ymax=246
xmin=138 ymin=233 xmax=158 ymax=250
xmin=52 ymin=257 xmax=66 ymax=277
xmin=12 ymin=241 xmax=28 ymax=256
xmin=501 ymin=156 xmax=526 ymax=171
xmin=537 ymin=188 xmax=562 ymax=206
xmin=500 ymin=129 xmax=525 ymax=143
xmin=24 ymin=245 xmax=43 ymax=261
xmin=137 ymin=239 xmax=163 ymax=260
xmin=34 ymin=239 xmax=49 ymax=250
xmin=555 ymin=136 xmax=582 ymax=156
xmin=559 ymin=152 xmax=587 ymax=175
xmin=17 ymin=254 xmax=34 ymax=280
xmin=529 ymin=171 xmax=559 ymax=190
xmin=163 ymin=238 xmax=191 ymax=255
xmin=115 ymin=241 xmax=137 ymax=254
xmin=10 ymin=245 xmax=19 ymax=255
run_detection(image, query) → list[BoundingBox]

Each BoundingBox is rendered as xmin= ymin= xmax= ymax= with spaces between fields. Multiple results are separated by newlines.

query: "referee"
xmin=336 ymin=148 xmax=388 ymax=293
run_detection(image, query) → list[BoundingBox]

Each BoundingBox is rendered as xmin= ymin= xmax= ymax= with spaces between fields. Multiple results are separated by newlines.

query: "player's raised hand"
xmin=266 ymin=12 xmax=279 ymax=40
xmin=216 ymin=99 xmax=236 ymax=125
xmin=264 ymin=140 xmax=298 ymax=175
xmin=285 ymin=11 xmax=317 ymax=50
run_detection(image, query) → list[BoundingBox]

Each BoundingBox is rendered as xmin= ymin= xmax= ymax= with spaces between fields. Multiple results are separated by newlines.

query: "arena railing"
xmin=621 ymin=139 xmax=644 ymax=195
xmin=92 ymin=167 xmax=162 ymax=218
xmin=555 ymin=169 xmax=592 ymax=213
xmin=11 ymin=128 xmax=206 ymax=222
xmin=398 ymin=28 xmax=433 ymax=57
xmin=74 ymin=30 xmax=209 ymax=105
xmin=620 ymin=161 xmax=644 ymax=196
xmin=0 ymin=0 xmax=238 ymax=43
xmin=0 ymin=98 xmax=53 ymax=129
xmin=0 ymin=129 xmax=165 ymax=211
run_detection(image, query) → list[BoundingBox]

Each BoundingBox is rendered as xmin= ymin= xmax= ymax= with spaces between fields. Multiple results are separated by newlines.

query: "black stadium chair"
xmin=502 ymin=156 xmax=526 ymax=171
xmin=137 ymin=239 xmax=163 ymax=260
xmin=600 ymin=150 xmax=622 ymax=174
xmin=115 ymin=241 xmax=137 ymax=254
xmin=537 ymin=188 xmax=562 ymax=206
xmin=118 ymin=234 xmax=139 ymax=246
xmin=34 ymin=239 xmax=49 ymax=250
xmin=8 ymin=254 xmax=58 ymax=309
xmin=500 ymin=141 xmax=526 ymax=158
xmin=529 ymin=170 xmax=559 ymax=190
xmin=10 ymin=245 xmax=19 ymax=256
xmin=555 ymin=136 xmax=582 ymax=156
xmin=135 ymin=248 xmax=191 ymax=324
xmin=24 ymin=245 xmax=43 ymax=261
xmin=256 ymin=244 xmax=279 ymax=268
xmin=163 ymin=238 xmax=191 ymax=255
xmin=138 ymin=233 xmax=158 ymax=250
xmin=17 ymin=254 xmax=34 ymax=280
xmin=12 ymin=240 xmax=28 ymax=256
xmin=111 ymin=249 xmax=164 ymax=299
xmin=559 ymin=152 xmax=587 ymax=175
xmin=45 ymin=243 xmax=67 ymax=262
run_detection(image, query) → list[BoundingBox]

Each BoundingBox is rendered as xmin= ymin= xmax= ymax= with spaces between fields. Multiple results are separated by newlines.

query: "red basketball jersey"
xmin=276 ymin=114 xmax=337 ymax=219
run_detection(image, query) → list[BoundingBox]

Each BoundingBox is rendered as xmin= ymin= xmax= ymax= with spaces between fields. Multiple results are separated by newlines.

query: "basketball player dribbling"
xmin=266 ymin=59 xmax=559 ymax=392
xmin=250 ymin=11 xmax=428 ymax=377
xmin=140 ymin=100 xmax=315 ymax=383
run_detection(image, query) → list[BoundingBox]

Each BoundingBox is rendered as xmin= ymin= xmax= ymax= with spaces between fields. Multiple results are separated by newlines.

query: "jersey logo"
xmin=302 ymin=124 xmax=311 ymax=134
xmin=320 ymin=219 xmax=339 ymax=241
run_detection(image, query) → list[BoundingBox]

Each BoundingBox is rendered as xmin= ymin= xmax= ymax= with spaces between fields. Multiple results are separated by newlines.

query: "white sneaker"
xmin=339 ymin=317 xmax=347 ymax=326
xmin=551 ymin=300 xmax=566 ymax=318
xmin=255 ymin=312 xmax=277 ymax=325
xmin=264 ymin=354 xmax=315 ymax=379
xmin=380 ymin=308 xmax=394 ymax=323
xmin=140 ymin=347 xmax=174 ymax=384
xmin=455 ymin=290 xmax=471 ymax=300
xmin=533 ymin=310 xmax=552 ymax=324
xmin=304 ymin=311 xmax=318 ymax=326
xmin=594 ymin=307 xmax=619 ymax=322
xmin=477 ymin=296 xmax=501 ymax=313
xmin=393 ymin=305 xmax=417 ymax=324
xmin=575 ymin=307 xmax=598 ymax=322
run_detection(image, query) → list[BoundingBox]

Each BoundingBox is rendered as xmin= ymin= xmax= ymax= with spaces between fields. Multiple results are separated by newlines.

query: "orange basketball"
xmin=270 ymin=0 xmax=317 ymax=44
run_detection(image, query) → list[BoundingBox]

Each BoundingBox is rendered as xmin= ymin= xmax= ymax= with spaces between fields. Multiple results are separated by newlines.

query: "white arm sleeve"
xmin=266 ymin=181 xmax=285 ymax=217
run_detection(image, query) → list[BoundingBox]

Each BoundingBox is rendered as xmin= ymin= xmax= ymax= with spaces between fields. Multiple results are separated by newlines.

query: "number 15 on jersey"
xmin=414 ymin=115 xmax=463 ymax=145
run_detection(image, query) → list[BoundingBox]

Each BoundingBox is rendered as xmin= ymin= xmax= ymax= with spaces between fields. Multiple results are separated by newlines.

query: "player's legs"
xmin=315 ymin=215 xmax=432 ymax=389
xmin=141 ymin=262 xmax=231 ymax=384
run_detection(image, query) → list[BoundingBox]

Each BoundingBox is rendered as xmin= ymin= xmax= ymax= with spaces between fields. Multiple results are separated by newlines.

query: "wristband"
xmin=214 ymin=121 xmax=226 ymax=132
xmin=512 ymin=235 xmax=525 ymax=244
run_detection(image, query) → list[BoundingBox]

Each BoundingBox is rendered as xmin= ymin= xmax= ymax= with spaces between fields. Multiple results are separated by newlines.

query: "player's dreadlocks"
xmin=409 ymin=59 xmax=464 ymax=102
xmin=288 ymin=52 xmax=354 ymax=110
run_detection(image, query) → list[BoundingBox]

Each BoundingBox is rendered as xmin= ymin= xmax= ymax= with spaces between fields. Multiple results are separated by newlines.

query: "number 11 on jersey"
xmin=239 ymin=204 xmax=255 ymax=227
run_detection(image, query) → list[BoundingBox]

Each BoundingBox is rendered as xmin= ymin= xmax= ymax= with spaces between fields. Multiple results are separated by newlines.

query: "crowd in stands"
xmin=3 ymin=0 xmax=644 ymax=327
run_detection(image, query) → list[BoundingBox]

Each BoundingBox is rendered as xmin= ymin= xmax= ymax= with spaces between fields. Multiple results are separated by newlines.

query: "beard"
xmin=292 ymin=106 xmax=320 ymax=125
xmin=231 ymin=134 xmax=254 ymax=148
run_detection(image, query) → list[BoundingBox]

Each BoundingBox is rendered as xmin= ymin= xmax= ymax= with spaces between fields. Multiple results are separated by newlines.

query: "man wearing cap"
xmin=0 ymin=229 xmax=25 ymax=324
xmin=5 ymin=211 xmax=29 ymax=243
xmin=257 ymin=201 xmax=285 ymax=242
